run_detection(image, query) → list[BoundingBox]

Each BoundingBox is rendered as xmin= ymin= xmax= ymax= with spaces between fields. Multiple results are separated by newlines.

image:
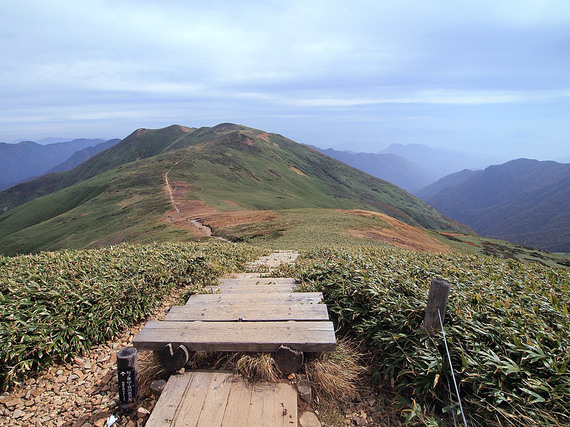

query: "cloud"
xmin=0 ymin=0 xmax=569 ymax=158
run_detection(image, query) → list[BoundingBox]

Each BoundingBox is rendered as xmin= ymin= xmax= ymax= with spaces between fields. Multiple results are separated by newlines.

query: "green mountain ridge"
xmin=0 ymin=123 xmax=470 ymax=255
xmin=417 ymin=158 xmax=570 ymax=252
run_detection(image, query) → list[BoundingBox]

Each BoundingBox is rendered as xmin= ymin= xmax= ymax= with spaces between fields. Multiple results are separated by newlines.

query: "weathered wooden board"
xmin=219 ymin=278 xmax=297 ymax=285
xmin=186 ymin=292 xmax=323 ymax=305
xmin=145 ymin=371 xmax=297 ymax=426
xmin=229 ymin=273 xmax=264 ymax=279
xmin=145 ymin=372 xmax=192 ymax=425
xmin=165 ymin=302 xmax=330 ymax=322
xmin=133 ymin=320 xmax=337 ymax=352
xmin=206 ymin=284 xmax=296 ymax=294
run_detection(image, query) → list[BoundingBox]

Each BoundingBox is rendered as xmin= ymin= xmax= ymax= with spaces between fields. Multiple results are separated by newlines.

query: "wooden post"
xmin=424 ymin=278 xmax=451 ymax=336
xmin=117 ymin=347 xmax=139 ymax=413
xmin=275 ymin=345 xmax=304 ymax=374
xmin=160 ymin=343 xmax=190 ymax=372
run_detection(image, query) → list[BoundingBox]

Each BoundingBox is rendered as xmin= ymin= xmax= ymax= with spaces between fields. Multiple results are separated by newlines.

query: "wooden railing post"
xmin=117 ymin=347 xmax=139 ymax=412
xmin=424 ymin=278 xmax=451 ymax=336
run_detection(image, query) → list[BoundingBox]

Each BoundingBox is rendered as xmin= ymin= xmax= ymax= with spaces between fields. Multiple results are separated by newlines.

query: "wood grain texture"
xmin=133 ymin=320 xmax=337 ymax=352
xmin=165 ymin=302 xmax=330 ymax=322
xmin=145 ymin=373 xmax=192 ymax=425
xmin=206 ymin=284 xmax=296 ymax=294
xmin=147 ymin=372 xmax=297 ymax=426
xmin=186 ymin=292 xmax=323 ymax=305
xmin=218 ymin=278 xmax=297 ymax=285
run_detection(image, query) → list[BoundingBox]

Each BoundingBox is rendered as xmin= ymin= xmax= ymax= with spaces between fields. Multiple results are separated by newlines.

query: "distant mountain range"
xmin=0 ymin=123 xmax=468 ymax=255
xmin=312 ymin=147 xmax=436 ymax=192
xmin=417 ymin=158 xmax=570 ymax=252
xmin=380 ymin=143 xmax=506 ymax=180
xmin=313 ymin=143 xmax=506 ymax=192
xmin=0 ymin=138 xmax=120 ymax=191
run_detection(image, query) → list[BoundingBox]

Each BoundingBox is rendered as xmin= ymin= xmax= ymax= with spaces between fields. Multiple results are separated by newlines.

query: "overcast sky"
xmin=1 ymin=0 xmax=569 ymax=160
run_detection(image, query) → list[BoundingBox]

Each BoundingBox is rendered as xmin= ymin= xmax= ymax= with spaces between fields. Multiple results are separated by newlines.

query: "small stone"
xmin=72 ymin=414 xmax=90 ymax=427
xmin=299 ymin=411 xmax=321 ymax=427
xmin=4 ymin=398 xmax=22 ymax=407
xmin=150 ymin=380 xmax=167 ymax=398
xmin=287 ymin=373 xmax=295 ymax=380
xmin=367 ymin=397 xmax=376 ymax=407
xmin=354 ymin=416 xmax=366 ymax=426
xmin=74 ymin=357 xmax=85 ymax=366
xmin=13 ymin=409 xmax=24 ymax=419
xmin=137 ymin=407 xmax=150 ymax=419
xmin=297 ymin=380 xmax=312 ymax=403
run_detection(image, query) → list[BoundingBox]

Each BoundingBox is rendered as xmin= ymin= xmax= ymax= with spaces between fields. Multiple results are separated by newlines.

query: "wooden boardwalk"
xmin=146 ymin=371 xmax=297 ymax=427
xmin=136 ymin=251 xmax=335 ymax=426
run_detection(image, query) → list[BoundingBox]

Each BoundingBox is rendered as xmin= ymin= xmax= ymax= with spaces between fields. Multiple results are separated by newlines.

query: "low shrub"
xmin=0 ymin=241 xmax=262 ymax=391
xmin=294 ymin=247 xmax=570 ymax=425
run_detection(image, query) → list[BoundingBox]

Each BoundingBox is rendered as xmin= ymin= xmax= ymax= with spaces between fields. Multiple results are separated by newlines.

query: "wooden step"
xmin=146 ymin=371 xmax=297 ymax=426
xmin=207 ymin=278 xmax=300 ymax=293
xmin=165 ymin=302 xmax=330 ymax=322
xmin=219 ymin=278 xmax=297 ymax=285
xmin=208 ymin=284 xmax=296 ymax=294
xmin=186 ymin=292 xmax=324 ymax=305
xmin=133 ymin=320 xmax=337 ymax=352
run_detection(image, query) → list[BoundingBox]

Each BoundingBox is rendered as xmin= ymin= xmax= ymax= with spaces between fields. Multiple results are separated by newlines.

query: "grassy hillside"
xmin=0 ymin=125 xmax=196 ymax=210
xmin=0 ymin=123 xmax=469 ymax=256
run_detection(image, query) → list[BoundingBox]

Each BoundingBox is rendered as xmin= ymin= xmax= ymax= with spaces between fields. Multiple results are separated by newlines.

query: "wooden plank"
xmin=186 ymin=292 xmax=323 ymax=305
xmin=147 ymin=372 xmax=297 ymax=426
xmin=165 ymin=302 xmax=330 ymax=322
xmin=195 ymin=372 xmax=233 ymax=427
xmin=219 ymin=278 xmax=297 ymax=285
xmin=145 ymin=373 xmax=192 ymax=425
xmin=274 ymin=382 xmax=298 ymax=427
xmin=133 ymin=320 xmax=337 ymax=352
xmin=220 ymin=377 xmax=252 ymax=427
xmin=248 ymin=383 xmax=276 ymax=426
xmin=245 ymin=382 xmax=297 ymax=426
xmin=231 ymin=273 xmax=263 ymax=279
xmin=206 ymin=284 xmax=296 ymax=294
xmin=170 ymin=371 xmax=212 ymax=426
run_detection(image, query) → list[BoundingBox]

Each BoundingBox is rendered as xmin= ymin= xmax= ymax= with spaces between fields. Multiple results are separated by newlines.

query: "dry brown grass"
xmin=306 ymin=338 xmax=366 ymax=402
xmin=138 ymin=351 xmax=165 ymax=399
xmin=235 ymin=353 xmax=281 ymax=383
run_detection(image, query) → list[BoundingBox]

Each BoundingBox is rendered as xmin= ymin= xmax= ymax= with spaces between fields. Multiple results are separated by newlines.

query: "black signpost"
xmin=117 ymin=347 xmax=139 ymax=412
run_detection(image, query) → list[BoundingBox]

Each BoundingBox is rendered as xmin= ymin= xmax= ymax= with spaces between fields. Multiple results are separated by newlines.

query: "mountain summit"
xmin=0 ymin=123 xmax=468 ymax=255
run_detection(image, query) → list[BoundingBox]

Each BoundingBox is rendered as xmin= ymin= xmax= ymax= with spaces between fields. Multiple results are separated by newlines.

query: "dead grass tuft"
xmin=236 ymin=353 xmax=281 ymax=383
xmin=138 ymin=351 xmax=165 ymax=399
xmin=307 ymin=338 xmax=365 ymax=402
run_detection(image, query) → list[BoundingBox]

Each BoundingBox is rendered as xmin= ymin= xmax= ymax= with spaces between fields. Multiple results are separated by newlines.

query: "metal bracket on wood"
xmin=160 ymin=343 xmax=191 ymax=372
